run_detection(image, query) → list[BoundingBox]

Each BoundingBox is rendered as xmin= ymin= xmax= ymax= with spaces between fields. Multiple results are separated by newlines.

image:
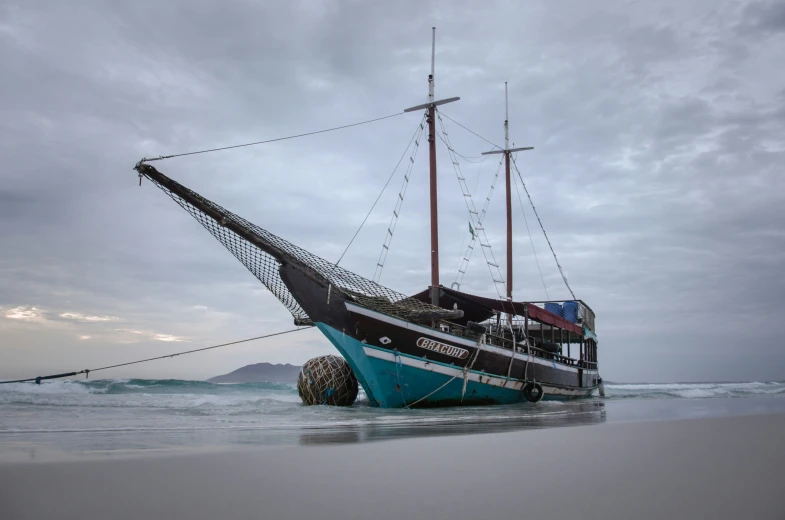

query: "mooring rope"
xmin=393 ymin=350 xmax=410 ymax=409
xmin=461 ymin=336 xmax=484 ymax=401
xmin=138 ymin=112 xmax=403 ymax=164
xmin=396 ymin=334 xmax=486 ymax=408
xmin=0 ymin=327 xmax=310 ymax=384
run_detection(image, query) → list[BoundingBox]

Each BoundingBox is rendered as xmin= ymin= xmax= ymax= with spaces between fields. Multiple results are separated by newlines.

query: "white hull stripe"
xmin=346 ymin=302 xmax=596 ymax=376
xmin=362 ymin=345 xmax=594 ymax=397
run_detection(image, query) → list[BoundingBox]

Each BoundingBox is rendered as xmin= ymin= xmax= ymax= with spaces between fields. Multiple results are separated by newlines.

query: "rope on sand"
xmin=0 ymin=327 xmax=310 ymax=384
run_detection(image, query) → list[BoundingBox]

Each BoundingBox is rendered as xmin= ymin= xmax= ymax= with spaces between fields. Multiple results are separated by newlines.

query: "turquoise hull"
xmin=317 ymin=322 xmax=535 ymax=408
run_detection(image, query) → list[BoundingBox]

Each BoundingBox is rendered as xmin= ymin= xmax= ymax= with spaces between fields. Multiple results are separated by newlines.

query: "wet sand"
xmin=2 ymin=413 xmax=784 ymax=519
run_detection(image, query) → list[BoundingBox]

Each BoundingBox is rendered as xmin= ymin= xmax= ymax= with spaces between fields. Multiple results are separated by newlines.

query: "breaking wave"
xmin=0 ymin=379 xmax=782 ymax=439
xmin=604 ymin=381 xmax=785 ymax=400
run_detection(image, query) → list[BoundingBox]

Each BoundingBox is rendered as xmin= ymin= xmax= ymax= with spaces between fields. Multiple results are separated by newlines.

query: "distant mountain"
xmin=207 ymin=363 xmax=301 ymax=384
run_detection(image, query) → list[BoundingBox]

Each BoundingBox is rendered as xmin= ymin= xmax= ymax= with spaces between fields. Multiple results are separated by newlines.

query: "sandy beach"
xmin=2 ymin=412 xmax=784 ymax=519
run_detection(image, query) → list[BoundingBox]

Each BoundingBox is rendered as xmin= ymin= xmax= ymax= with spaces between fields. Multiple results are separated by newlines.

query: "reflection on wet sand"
xmin=298 ymin=402 xmax=606 ymax=445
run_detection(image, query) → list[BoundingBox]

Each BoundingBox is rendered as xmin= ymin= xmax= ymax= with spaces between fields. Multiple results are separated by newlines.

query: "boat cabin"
xmin=412 ymin=286 xmax=598 ymax=371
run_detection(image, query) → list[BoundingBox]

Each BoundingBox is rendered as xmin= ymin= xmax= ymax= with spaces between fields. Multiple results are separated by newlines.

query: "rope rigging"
xmin=0 ymin=327 xmax=310 ymax=385
xmin=137 ymin=112 xmax=403 ymax=164
xmin=437 ymin=112 xmax=525 ymax=334
xmin=444 ymin=146 xmax=490 ymax=164
xmin=137 ymin=149 xmax=458 ymax=327
xmin=511 ymin=158 xmax=550 ymax=300
xmin=435 ymin=111 xmax=577 ymax=302
xmin=334 ymin=114 xmax=427 ymax=268
xmin=438 ymin=111 xmax=503 ymax=151
xmin=434 ymin=112 xmax=524 ymax=340
xmin=373 ymin=117 xmax=426 ymax=282
xmin=511 ymin=154 xmax=576 ymax=299
xmin=436 ymin=112 xmax=506 ymax=299
xmin=454 ymin=157 xmax=504 ymax=290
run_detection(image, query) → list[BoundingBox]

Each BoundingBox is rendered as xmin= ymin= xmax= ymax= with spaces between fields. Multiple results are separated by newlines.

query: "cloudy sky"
xmin=1 ymin=0 xmax=783 ymax=383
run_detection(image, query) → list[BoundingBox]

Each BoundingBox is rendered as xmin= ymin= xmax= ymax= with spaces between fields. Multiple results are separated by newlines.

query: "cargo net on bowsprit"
xmin=136 ymin=164 xmax=459 ymax=327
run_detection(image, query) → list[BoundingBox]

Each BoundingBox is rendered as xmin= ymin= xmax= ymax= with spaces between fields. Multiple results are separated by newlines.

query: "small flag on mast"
xmin=469 ymin=222 xmax=475 ymax=237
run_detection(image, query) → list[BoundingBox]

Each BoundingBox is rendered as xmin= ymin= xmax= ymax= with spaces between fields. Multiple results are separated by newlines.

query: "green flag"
xmin=469 ymin=222 xmax=475 ymax=237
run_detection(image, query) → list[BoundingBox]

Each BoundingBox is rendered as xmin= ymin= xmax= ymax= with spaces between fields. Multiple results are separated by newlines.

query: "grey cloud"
xmin=1 ymin=0 xmax=784 ymax=382
xmin=737 ymin=1 xmax=785 ymax=35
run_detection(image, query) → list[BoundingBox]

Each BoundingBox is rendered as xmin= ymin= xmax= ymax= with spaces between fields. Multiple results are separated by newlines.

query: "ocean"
xmin=2 ymin=379 xmax=785 ymax=458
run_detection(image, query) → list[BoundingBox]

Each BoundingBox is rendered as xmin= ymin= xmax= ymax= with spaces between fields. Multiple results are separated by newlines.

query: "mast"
xmin=403 ymin=28 xmax=459 ymax=307
xmin=482 ymin=84 xmax=533 ymax=318
xmin=428 ymin=28 xmax=439 ymax=307
xmin=504 ymin=82 xmax=512 ymax=304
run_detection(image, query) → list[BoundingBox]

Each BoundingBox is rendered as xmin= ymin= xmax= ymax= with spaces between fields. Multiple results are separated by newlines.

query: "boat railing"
xmin=525 ymin=300 xmax=595 ymax=332
xmin=524 ymin=344 xmax=579 ymax=366
xmin=440 ymin=320 xmax=579 ymax=368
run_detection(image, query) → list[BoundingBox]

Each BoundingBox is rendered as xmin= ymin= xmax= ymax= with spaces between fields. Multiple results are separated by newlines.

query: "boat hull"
xmin=279 ymin=262 xmax=598 ymax=408
xmin=316 ymin=322 xmax=596 ymax=408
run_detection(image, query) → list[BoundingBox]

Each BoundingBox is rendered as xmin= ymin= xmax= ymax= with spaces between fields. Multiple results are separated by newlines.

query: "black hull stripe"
xmin=346 ymin=302 xmax=594 ymax=375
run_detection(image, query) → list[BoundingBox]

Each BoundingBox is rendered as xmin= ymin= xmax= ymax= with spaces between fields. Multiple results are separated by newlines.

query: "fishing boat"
xmin=133 ymin=29 xmax=601 ymax=407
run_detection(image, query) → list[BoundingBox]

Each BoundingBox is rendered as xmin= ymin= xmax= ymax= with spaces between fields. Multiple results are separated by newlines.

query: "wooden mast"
xmin=482 ymin=84 xmax=533 ymax=321
xmin=428 ymin=28 xmax=439 ymax=307
xmin=504 ymin=83 xmax=512 ymax=304
xmin=403 ymin=28 xmax=459 ymax=308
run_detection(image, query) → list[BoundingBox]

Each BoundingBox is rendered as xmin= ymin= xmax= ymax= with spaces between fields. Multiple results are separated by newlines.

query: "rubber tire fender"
xmin=523 ymin=382 xmax=544 ymax=403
